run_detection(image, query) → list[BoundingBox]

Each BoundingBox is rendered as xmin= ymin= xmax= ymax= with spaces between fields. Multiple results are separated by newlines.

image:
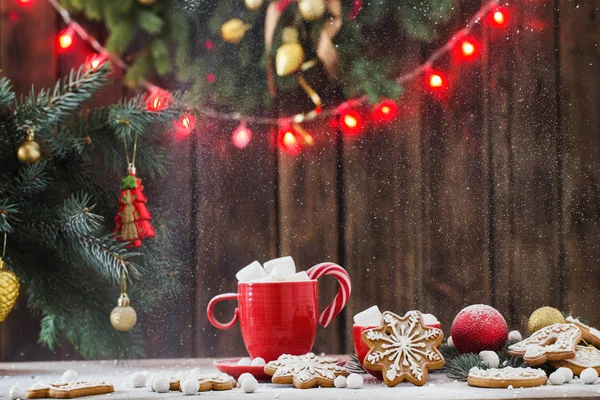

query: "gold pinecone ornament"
xmin=528 ymin=306 xmax=565 ymax=334
xmin=0 ymin=257 xmax=19 ymax=322
xmin=110 ymin=293 xmax=137 ymax=332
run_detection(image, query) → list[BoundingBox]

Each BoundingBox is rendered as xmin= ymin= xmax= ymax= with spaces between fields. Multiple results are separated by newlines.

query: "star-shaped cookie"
xmin=264 ymin=353 xmax=349 ymax=389
xmin=508 ymin=323 xmax=582 ymax=365
xmin=362 ymin=310 xmax=445 ymax=386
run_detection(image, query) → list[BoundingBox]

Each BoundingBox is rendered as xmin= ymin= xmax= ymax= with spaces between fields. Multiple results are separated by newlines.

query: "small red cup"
xmin=353 ymin=319 xmax=441 ymax=380
xmin=207 ymin=264 xmax=351 ymax=362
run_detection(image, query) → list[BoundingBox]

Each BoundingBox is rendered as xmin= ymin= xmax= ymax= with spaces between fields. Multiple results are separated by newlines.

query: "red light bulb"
xmin=372 ymin=99 xmax=399 ymax=123
xmin=18 ymin=0 xmax=33 ymax=5
xmin=146 ymin=89 xmax=170 ymax=112
xmin=339 ymin=110 xmax=363 ymax=135
xmin=175 ymin=113 xmax=196 ymax=135
xmin=490 ymin=7 xmax=509 ymax=27
xmin=427 ymin=71 xmax=446 ymax=90
xmin=461 ymin=41 xmax=475 ymax=57
xmin=232 ymin=122 xmax=253 ymax=149
xmin=58 ymin=28 xmax=74 ymax=51
xmin=279 ymin=126 xmax=302 ymax=155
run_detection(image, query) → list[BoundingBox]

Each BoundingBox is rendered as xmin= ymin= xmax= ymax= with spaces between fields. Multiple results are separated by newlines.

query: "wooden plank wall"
xmin=1 ymin=0 xmax=599 ymax=360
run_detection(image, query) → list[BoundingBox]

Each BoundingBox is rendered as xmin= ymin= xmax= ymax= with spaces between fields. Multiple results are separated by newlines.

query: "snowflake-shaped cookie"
xmin=362 ymin=310 xmax=445 ymax=386
xmin=264 ymin=353 xmax=349 ymax=389
xmin=508 ymin=323 xmax=582 ymax=366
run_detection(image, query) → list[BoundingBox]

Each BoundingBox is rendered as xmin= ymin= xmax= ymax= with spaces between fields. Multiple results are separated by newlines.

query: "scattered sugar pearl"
xmin=556 ymin=367 xmax=573 ymax=383
xmin=507 ymin=385 xmax=514 ymax=390
xmin=9 ymin=384 xmax=26 ymax=400
xmin=241 ymin=375 xmax=259 ymax=393
xmin=334 ymin=375 xmax=347 ymax=388
xmin=237 ymin=357 xmax=252 ymax=366
xmin=447 ymin=336 xmax=454 ymax=348
xmin=129 ymin=371 xmax=147 ymax=388
xmin=180 ymin=378 xmax=200 ymax=395
xmin=152 ymin=376 xmax=170 ymax=393
xmin=238 ymin=372 xmax=254 ymax=386
xmin=508 ymin=330 xmax=522 ymax=342
xmin=251 ymin=357 xmax=266 ymax=366
xmin=147 ymin=373 xmax=160 ymax=391
xmin=549 ymin=371 xmax=566 ymax=385
xmin=62 ymin=369 xmax=79 ymax=382
xmin=479 ymin=351 xmax=499 ymax=368
xmin=580 ymin=368 xmax=599 ymax=384
xmin=346 ymin=373 xmax=363 ymax=389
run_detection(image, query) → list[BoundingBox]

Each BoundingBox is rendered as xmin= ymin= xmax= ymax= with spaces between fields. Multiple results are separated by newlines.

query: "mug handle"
xmin=207 ymin=293 xmax=239 ymax=330
xmin=307 ymin=262 xmax=352 ymax=328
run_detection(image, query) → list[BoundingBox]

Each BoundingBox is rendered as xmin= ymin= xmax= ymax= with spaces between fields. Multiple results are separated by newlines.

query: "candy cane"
xmin=307 ymin=262 xmax=352 ymax=328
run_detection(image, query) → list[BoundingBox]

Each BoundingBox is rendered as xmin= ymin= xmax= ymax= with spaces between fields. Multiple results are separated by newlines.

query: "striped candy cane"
xmin=307 ymin=262 xmax=352 ymax=328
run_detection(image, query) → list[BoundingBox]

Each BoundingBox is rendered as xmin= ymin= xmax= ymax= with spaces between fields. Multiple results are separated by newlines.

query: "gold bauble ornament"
xmin=138 ymin=0 xmax=156 ymax=5
xmin=221 ymin=19 xmax=251 ymax=44
xmin=298 ymin=0 xmax=326 ymax=21
xmin=528 ymin=306 xmax=565 ymax=334
xmin=276 ymin=28 xmax=305 ymax=76
xmin=0 ymin=258 xmax=19 ymax=322
xmin=244 ymin=0 xmax=264 ymax=11
xmin=110 ymin=293 xmax=137 ymax=332
xmin=17 ymin=130 xmax=41 ymax=164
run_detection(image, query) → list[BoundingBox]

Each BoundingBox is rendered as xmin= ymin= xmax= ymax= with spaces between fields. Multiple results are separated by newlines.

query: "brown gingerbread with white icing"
xmin=362 ymin=310 xmax=445 ymax=387
xmin=566 ymin=316 xmax=600 ymax=348
xmin=467 ymin=367 xmax=547 ymax=388
xmin=264 ymin=353 xmax=348 ymax=389
xmin=550 ymin=345 xmax=600 ymax=376
xmin=27 ymin=382 xmax=114 ymax=399
xmin=508 ymin=323 xmax=581 ymax=366
xmin=170 ymin=373 xmax=237 ymax=392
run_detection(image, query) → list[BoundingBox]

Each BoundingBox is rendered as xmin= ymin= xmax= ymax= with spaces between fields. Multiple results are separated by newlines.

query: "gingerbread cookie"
xmin=508 ymin=323 xmax=581 ymax=366
xmin=550 ymin=345 xmax=600 ymax=376
xmin=467 ymin=367 xmax=547 ymax=388
xmin=362 ymin=310 xmax=444 ymax=387
xmin=264 ymin=353 xmax=349 ymax=389
xmin=171 ymin=373 xmax=237 ymax=392
xmin=27 ymin=382 xmax=114 ymax=399
xmin=566 ymin=316 xmax=600 ymax=348
xmin=26 ymin=383 xmax=62 ymax=399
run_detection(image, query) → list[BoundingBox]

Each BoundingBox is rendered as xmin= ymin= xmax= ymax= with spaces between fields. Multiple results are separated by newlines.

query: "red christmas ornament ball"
xmin=451 ymin=304 xmax=508 ymax=353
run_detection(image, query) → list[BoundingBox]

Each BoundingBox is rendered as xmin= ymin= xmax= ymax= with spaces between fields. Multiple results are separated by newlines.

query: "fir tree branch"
xmin=58 ymin=193 xmax=103 ymax=238
xmin=0 ymin=74 xmax=15 ymax=110
xmin=0 ymin=200 xmax=20 ymax=233
xmin=15 ymin=162 xmax=51 ymax=197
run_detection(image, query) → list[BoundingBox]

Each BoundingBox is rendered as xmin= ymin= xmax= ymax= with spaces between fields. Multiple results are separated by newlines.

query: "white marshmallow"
xmin=129 ymin=371 xmax=147 ymax=388
xmin=62 ymin=370 xmax=79 ymax=382
xmin=238 ymin=372 xmax=254 ymax=386
xmin=422 ymin=313 xmax=439 ymax=325
xmin=241 ymin=375 xmax=259 ymax=393
xmin=152 ymin=376 xmax=170 ymax=393
xmin=251 ymin=357 xmax=266 ymax=366
xmin=508 ymin=330 xmax=523 ymax=342
xmin=180 ymin=378 xmax=199 ymax=395
xmin=556 ymin=367 xmax=573 ymax=383
xmin=285 ymin=271 xmax=311 ymax=282
xmin=549 ymin=371 xmax=566 ymax=385
xmin=9 ymin=385 xmax=26 ymax=400
xmin=346 ymin=373 xmax=363 ymax=389
xmin=580 ymin=367 xmax=598 ymax=384
xmin=353 ymin=305 xmax=382 ymax=326
xmin=479 ymin=351 xmax=500 ymax=368
xmin=263 ymin=256 xmax=296 ymax=278
xmin=147 ymin=373 xmax=161 ymax=391
xmin=188 ymin=367 xmax=202 ymax=378
xmin=237 ymin=357 xmax=252 ymax=366
xmin=447 ymin=336 xmax=455 ymax=348
xmin=249 ymin=276 xmax=274 ymax=283
xmin=236 ymin=261 xmax=267 ymax=282
xmin=334 ymin=375 xmax=347 ymax=388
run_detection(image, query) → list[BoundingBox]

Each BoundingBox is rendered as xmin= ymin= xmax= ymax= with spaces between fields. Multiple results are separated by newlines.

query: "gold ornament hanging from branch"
xmin=244 ymin=0 xmax=264 ymax=11
xmin=17 ymin=129 xmax=41 ymax=164
xmin=528 ymin=306 xmax=565 ymax=334
xmin=221 ymin=19 xmax=251 ymax=44
xmin=276 ymin=27 xmax=305 ymax=76
xmin=0 ymin=233 xmax=19 ymax=322
xmin=298 ymin=0 xmax=326 ymax=21
xmin=110 ymin=270 xmax=137 ymax=331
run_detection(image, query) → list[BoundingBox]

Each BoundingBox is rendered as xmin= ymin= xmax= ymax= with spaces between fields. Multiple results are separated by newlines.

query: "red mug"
xmin=353 ymin=319 xmax=441 ymax=380
xmin=207 ymin=263 xmax=351 ymax=362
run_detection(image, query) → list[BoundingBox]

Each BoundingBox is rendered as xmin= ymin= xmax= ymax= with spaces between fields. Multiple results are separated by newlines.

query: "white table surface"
xmin=1 ymin=358 xmax=599 ymax=399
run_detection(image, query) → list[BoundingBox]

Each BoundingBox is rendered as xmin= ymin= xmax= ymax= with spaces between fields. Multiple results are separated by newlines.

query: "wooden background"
xmin=0 ymin=0 xmax=598 ymax=361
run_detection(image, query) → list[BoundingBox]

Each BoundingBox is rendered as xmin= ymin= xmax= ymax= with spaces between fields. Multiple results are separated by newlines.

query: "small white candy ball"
xmin=508 ymin=330 xmax=522 ymax=342
xmin=251 ymin=357 xmax=266 ymax=366
xmin=346 ymin=373 xmax=363 ymax=389
xmin=152 ymin=376 xmax=170 ymax=393
xmin=238 ymin=372 xmax=254 ymax=386
xmin=129 ymin=371 xmax=147 ymax=388
xmin=479 ymin=351 xmax=500 ymax=368
xmin=334 ymin=375 xmax=347 ymax=388
xmin=447 ymin=336 xmax=454 ymax=348
xmin=237 ymin=357 xmax=252 ymax=366
xmin=180 ymin=378 xmax=200 ymax=395
xmin=147 ymin=373 xmax=160 ymax=391
xmin=549 ymin=371 xmax=566 ymax=385
xmin=556 ymin=367 xmax=573 ymax=383
xmin=580 ymin=367 xmax=599 ymax=384
xmin=188 ymin=368 xmax=202 ymax=378
xmin=62 ymin=369 xmax=79 ymax=382
xmin=9 ymin=385 xmax=26 ymax=400
xmin=241 ymin=375 xmax=259 ymax=393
